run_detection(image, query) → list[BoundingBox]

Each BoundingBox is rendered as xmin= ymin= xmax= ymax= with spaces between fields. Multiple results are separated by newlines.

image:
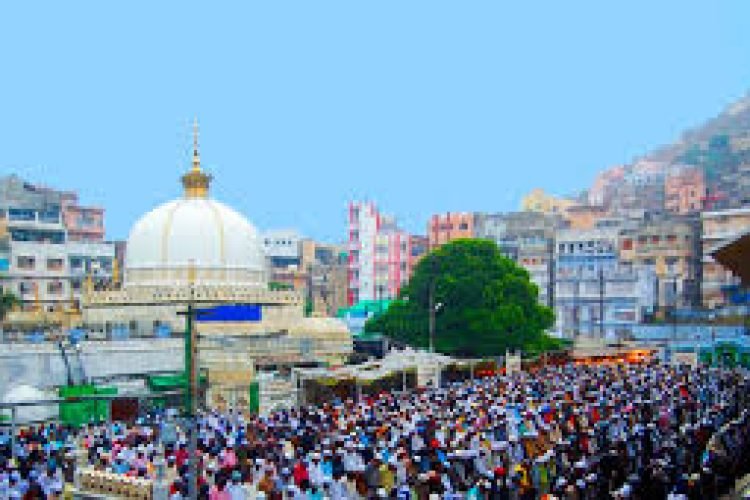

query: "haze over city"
xmin=2 ymin=1 xmax=750 ymax=242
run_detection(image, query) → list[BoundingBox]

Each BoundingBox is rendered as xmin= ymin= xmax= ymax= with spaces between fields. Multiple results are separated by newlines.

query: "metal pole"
xmin=184 ymin=293 xmax=199 ymax=500
xmin=10 ymin=406 xmax=16 ymax=459
xmin=599 ymin=267 xmax=604 ymax=340
xmin=672 ymin=278 xmax=678 ymax=361
xmin=429 ymin=280 xmax=435 ymax=353
xmin=573 ymin=269 xmax=581 ymax=339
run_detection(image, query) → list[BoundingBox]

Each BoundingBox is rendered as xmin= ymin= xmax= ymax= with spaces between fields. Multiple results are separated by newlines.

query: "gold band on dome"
xmin=161 ymin=201 xmax=181 ymax=265
xmin=206 ymin=201 xmax=227 ymax=265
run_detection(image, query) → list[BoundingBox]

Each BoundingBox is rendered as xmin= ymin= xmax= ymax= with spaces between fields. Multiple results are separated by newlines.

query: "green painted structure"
xmin=249 ymin=381 xmax=260 ymax=414
xmin=697 ymin=340 xmax=750 ymax=368
xmin=58 ymin=385 xmax=117 ymax=426
xmin=337 ymin=300 xmax=393 ymax=318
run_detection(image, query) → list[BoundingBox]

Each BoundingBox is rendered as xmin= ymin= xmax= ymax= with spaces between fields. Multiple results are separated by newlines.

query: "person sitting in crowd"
xmin=1 ymin=362 xmax=749 ymax=499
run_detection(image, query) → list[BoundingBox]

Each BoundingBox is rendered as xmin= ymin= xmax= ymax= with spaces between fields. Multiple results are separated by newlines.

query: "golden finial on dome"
xmin=182 ymin=117 xmax=212 ymax=198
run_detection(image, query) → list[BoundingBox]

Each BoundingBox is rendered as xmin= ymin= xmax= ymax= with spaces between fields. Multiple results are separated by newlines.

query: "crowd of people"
xmin=1 ymin=361 xmax=750 ymax=499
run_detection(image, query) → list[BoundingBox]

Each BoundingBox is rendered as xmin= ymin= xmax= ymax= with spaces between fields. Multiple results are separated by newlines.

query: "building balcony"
xmin=634 ymin=245 xmax=692 ymax=256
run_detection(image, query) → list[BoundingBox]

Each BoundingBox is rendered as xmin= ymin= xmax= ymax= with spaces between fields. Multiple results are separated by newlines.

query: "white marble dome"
xmin=124 ymin=137 xmax=266 ymax=288
xmin=125 ymin=198 xmax=266 ymax=288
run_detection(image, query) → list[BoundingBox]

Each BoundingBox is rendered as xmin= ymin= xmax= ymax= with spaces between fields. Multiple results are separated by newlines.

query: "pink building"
xmin=665 ymin=166 xmax=706 ymax=214
xmin=428 ymin=212 xmax=475 ymax=249
xmin=347 ymin=201 xmax=413 ymax=306
xmin=61 ymin=192 xmax=105 ymax=242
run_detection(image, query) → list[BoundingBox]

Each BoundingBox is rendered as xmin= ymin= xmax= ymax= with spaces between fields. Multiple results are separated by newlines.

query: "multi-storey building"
xmin=474 ymin=211 xmax=562 ymax=307
xmin=262 ymin=229 xmax=306 ymax=292
xmin=0 ymin=175 xmax=115 ymax=313
xmin=714 ymin=162 xmax=750 ymax=210
xmin=307 ymin=243 xmax=348 ymax=317
xmin=665 ymin=166 xmax=706 ymax=214
xmin=701 ymin=206 xmax=750 ymax=308
xmin=521 ymin=188 xmax=576 ymax=215
xmin=409 ymin=235 xmax=429 ymax=265
xmin=562 ymin=205 xmax=607 ymax=230
xmin=619 ymin=213 xmax=701 ymax=310
xmin=347 ymin=201 xmax=412 ymax=306
xmin=428 ymin=212 xmax=475 ymax=249
xmin=588 ymin=165 xmax=626 ymax=208
xmin=554 ymin=226 xmax=654 ymax=339
xmin=609 ymin=169 xmax=665 ymax=214
xmin=61 ymin=191 xmax=106 ymax=242
xmin=263 ymin=229 xmax=302 ymax=270
xmin=262 ymin=230 xmax=351 ymax=317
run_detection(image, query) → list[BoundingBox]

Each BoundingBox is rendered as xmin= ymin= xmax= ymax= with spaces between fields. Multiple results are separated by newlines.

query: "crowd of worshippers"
xmin=1 ymin=362 xmax=750 ymax=499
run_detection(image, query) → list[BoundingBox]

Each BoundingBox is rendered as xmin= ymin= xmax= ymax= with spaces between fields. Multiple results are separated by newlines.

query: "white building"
xmin=474 ymin=211 xmax=562 ymax=307
xmin=262 ymin=229 xmax=302 ymax=268
xmin=347 ymin=201 xmax=412 ymax=305
xmin=0 ymin=190 xmax=114 ymax=315
xmin=554 ymin=226 xmax=655 ymax=340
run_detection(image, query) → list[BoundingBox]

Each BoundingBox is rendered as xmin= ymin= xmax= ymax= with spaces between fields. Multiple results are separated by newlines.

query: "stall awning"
xmin=712 ymin=230 xmax=750 ymax=287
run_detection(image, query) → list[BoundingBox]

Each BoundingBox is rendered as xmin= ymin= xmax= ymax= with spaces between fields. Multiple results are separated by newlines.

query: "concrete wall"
xmin=0 ymin=339 xmax=183 ymax=399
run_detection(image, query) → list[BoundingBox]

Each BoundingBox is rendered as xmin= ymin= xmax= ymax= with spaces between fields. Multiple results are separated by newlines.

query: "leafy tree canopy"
xmin=0 ymin=289 xmax=19 ymax=323
xmin=365 ymin=239 xmax=559 ymax=356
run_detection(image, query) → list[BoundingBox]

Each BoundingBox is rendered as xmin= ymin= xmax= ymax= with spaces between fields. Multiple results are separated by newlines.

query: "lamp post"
xmin=176 ymin=264 xmax=199 ymax=500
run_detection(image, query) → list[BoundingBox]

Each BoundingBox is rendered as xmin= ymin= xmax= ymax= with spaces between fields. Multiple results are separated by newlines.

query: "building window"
xmin=8 ymin=208 xmax=36 ymax=222
xmin=19 ymin=282 xmax=33 ymax=294
xmin=47 ymin=258 xmax=64 ymax=271
xmin=78 ymin=212 xmax=98 ymax=227
xmin=651 ymin=236 xmax=660 ymax=244
xmin=459 ymin=223 xmax=469 ymax=230
xmin=17 ymin=256 xmax=35 ymax=270
xmin=47 ymin=281 xmax=63 ymax=294
xmin=666 ymin=235 xmax=677 ymax=244
xmin=621 ymin=239 xmax=633 ymax=251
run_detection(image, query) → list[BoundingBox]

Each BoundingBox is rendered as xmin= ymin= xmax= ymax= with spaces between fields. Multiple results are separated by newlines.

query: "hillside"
xmin=587 ymin=92 xmax=750 ymax=211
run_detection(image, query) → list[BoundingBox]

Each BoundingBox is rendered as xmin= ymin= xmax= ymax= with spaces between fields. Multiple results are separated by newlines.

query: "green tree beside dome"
xmin=365 ymin=239 xmax=559 ymax=356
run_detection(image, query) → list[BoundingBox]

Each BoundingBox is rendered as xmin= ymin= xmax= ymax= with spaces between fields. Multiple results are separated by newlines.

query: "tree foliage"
xmin=365 ymin=239 xmax=558 ymax=356
xmin=0 ymin=289 xmax=19 ymax=323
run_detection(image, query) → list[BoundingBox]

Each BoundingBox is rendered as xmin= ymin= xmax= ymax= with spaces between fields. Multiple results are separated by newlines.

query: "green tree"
xmin=0 ymin=289 xmax=19 ymax=323
xmin=365 ymin=239 xmax=558 ymax=356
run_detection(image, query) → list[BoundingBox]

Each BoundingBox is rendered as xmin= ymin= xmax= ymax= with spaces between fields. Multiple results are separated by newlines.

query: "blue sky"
xmin=1 ymin=2 xmax=749 ymax=243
